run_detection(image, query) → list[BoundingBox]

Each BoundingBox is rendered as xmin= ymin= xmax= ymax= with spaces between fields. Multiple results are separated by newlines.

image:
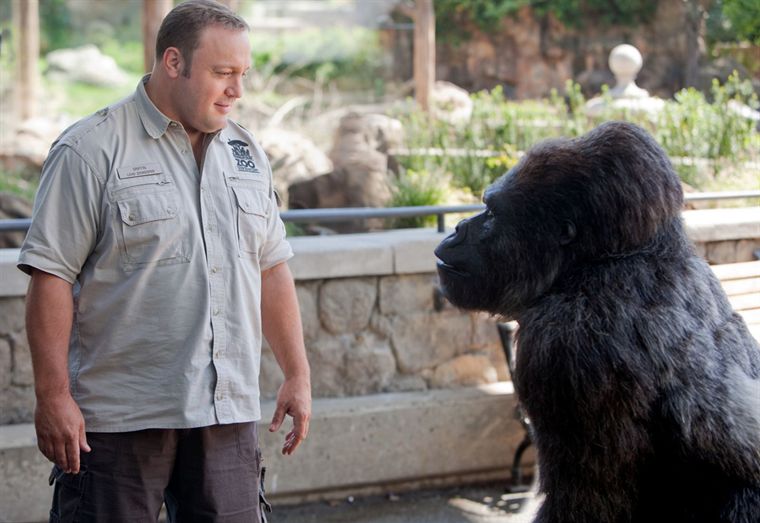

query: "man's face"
xmin=173 ymin=25 xmax=251 ymax=135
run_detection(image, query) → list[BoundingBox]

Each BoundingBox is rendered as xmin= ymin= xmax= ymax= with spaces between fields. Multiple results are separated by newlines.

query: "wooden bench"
xmin=711 ymin=260 xmax=760 ymax=341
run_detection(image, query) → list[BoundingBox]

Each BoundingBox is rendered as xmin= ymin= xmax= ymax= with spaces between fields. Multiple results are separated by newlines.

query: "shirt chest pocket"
xmin=116 ymin=191 xmax=187 ymax=269
xmin=231 ymin=186 xmax=269 ymax=258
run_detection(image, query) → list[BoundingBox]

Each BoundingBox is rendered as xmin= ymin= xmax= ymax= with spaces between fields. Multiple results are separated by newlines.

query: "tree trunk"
xmin=413 ymin=0 xmax=435 ymax=111
xmin=143 ymin=0 xmax=173 ymax=73
xmin=13 ymin=0 xmax=39 ymax=121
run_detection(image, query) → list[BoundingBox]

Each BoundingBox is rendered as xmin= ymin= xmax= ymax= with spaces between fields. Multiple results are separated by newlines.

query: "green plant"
xmin=389 ymin=168 xmax=448 ymax=228
xmin=722 ymin=0 xmax=760 ymax=45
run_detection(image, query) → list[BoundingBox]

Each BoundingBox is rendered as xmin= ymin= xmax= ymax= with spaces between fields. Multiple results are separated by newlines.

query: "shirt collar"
xmin=135 ymin=74 xmax=172 ymax=139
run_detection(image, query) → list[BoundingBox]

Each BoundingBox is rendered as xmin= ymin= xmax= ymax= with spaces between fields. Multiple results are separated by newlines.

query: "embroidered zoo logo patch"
xmin=227 ymin=139 xmax=259 ymax=174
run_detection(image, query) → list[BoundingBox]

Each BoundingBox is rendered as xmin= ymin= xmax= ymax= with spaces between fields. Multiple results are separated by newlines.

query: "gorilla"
xmin=435 ymin=121 xmax=760 ymax=522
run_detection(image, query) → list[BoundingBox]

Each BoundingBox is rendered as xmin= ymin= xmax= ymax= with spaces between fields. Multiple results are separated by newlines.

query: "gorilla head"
xmin=435 ymin=121 xmax=760 ymax=522
xmin=436 ymin=121 xmax=683 ymax=317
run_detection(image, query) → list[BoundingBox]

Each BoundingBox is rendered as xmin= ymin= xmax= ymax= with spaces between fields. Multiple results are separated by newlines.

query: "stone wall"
xmin=1 ymin=207 xmax=759 ymax=425
xmin=259 ymin=274 xmax=506 ymax=401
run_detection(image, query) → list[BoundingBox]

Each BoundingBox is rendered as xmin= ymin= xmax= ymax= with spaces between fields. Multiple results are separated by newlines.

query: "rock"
xmin=384 ymin=374 xmax=428 ymax=393
xmin=307 ymin=332 xmax=354 ymax=397
xmin=295 ymin=282 xmax=321 ymax=343
xmin=0 ymin=298 xmax=26 ymax=335
xmin=45 ymin=45 xmax=129 ymax=87
xmin=431 ymin=81 xmax=473 ymax=125
xmin=0 ymin=385 xmax=35 ymax=424
xmin=257 ymin=128 xmax=332 ymax=207
xmin=378 ymin=274 xmax=437 ymax=315
xmin=391 ymin=312 xmax=471 ymax=373
xmin=344 ymin=332 xmax=396 ymax=395
xmin=10 ymin=334 xmax=33 ymax=387
xmin=288 ymin=113 xmax=403 ymax=232
xmin=258 ymin=342 xmax=283 ymax=400
xmin=430 ymin=354 xmax=499 ymax=388
xmin=0 ymin=338 xmax=11 ymax=389
xmin=319 ymin=278 xmax=377 ymax=335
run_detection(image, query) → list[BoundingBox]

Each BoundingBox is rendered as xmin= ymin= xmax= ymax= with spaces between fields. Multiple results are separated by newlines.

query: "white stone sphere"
xmin=609 ymin=44 xmax=643 ymax=79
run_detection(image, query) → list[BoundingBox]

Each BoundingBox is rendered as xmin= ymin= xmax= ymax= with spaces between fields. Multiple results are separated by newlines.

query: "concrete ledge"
xmin=683 ymin=207 xmax=760 ymax=242
xmin=0 ymin=384 xmax=528 ymax=522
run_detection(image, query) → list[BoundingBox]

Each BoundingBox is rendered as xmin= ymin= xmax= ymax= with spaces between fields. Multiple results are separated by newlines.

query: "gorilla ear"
xmin=559 ymin=220 xmax=577 ymax=245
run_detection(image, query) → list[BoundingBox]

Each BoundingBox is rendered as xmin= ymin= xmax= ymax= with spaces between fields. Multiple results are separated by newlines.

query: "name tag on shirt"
xmin=117 ymin=163 xmax=164 ymax=179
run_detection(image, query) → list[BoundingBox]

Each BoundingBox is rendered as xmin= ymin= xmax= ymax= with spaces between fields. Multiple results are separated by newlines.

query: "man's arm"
xmin=261 ymin=261 xmax=311 ymax=455
xmin=26 ymin=269 xmax=90 ymax=473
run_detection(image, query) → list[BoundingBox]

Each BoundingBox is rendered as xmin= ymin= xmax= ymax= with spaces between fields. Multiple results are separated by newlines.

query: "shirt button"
xmin=213 ymin=308 xmax=220 ymax=316
xmin=128 ymin=214 xmax=135 ymax=221
xmin=215 ymin=392 xmax=223 ymax=400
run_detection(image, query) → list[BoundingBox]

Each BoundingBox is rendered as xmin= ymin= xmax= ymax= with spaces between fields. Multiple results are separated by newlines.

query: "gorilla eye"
xmin=485 ymin=209 xmax=495 ymax=219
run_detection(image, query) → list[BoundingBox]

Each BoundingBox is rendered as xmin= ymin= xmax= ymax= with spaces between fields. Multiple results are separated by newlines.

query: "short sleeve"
xmin=259 ymin=191 xmax=293 ymax=271
xmin=17 ymin=144 xmax=104 ymax=283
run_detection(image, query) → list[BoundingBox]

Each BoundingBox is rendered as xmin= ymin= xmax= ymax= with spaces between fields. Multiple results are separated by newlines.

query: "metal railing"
xmin=1 ymin=191 xmax=759 ymax=235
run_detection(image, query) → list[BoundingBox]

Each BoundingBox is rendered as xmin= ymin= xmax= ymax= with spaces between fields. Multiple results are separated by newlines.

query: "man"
xmin=18 ymin=1 xmax=311 ymax=520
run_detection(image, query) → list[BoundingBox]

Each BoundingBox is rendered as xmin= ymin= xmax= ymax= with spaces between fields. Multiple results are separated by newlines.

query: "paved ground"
xmin=267 ymin=482 xmax=540 ymax=523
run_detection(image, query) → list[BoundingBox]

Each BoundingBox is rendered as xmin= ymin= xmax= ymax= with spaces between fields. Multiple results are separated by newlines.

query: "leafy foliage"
xmin=435 ymin=0 xmax=658 ymax=41
xmin=721 ymin=0 xmax=760 ymax=45
xmin=395 ymin=73 xmax=759 ymax=197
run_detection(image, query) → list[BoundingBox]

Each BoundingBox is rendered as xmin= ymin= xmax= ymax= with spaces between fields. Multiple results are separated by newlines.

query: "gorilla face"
xmin=435 ymin=170 xmax=574 ymax=317
xmin=435 ymin=121 xmax=683 ymax=319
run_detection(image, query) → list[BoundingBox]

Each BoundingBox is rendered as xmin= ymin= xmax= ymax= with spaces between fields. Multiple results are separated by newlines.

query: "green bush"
xmin=394 ymin=73 xmax=759 ymax=196
xmin=389 ymin=168 xmax=448 ymax=228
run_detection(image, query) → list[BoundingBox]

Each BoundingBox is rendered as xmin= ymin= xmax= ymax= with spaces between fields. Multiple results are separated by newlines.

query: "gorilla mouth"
xmin=436 ymin=260 xmax=469 ymax=277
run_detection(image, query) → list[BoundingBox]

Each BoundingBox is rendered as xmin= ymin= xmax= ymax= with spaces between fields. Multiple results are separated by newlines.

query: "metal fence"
xmin=1 ymin=191 xmax=759 ymax=235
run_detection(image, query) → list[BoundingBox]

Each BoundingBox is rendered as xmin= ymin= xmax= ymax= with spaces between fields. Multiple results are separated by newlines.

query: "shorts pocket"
xmin=49 ymin=465 xmax=87 ymax=523
xmin=232 ymin=186 xmax=269 ymax=257
xmin=116 ymin=191 xmax=187 ymax=269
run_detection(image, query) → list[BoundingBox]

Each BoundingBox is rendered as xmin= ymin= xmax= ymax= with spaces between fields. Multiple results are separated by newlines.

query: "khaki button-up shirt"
xmin=18 ymin=76 xmax=293 ymax=432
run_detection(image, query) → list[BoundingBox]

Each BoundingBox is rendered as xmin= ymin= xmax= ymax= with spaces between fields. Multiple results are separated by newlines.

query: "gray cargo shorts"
xmin=47 ymin=422 xmax=272 ymax=522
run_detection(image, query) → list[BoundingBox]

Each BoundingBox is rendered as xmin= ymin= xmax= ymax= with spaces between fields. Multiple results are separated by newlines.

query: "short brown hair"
xmin=155 ymin=0 xmax=249 ymax=76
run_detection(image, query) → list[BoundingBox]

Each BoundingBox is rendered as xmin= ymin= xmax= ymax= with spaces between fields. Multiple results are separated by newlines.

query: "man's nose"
xmin=225 ymin=76 xmax=243 ymax=98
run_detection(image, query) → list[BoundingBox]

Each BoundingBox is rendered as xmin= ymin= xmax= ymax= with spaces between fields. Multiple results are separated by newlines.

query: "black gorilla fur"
xmin=435 ymin=121 xmax=760 ymax=522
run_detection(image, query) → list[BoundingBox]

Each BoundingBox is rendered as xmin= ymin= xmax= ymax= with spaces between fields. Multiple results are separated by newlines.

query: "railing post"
xmin=437 ymin=214 xmax=445 ymax=233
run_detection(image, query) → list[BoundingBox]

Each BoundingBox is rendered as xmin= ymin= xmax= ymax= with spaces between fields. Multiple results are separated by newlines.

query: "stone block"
xmin=11 ymin=333 xmax=33 ymax=386
xmin=319 ymin=278 xmax=377 ymax=335
xmin=430 ymin=354 xmax=498 ymax=388
xmin=289 ymin=235 xmax=393 ymax=280
xmin=0 ymin=297 xmax=25 ymax=335
xmin=295 ymin=281 xmax=320 ymax=343
xmin=308 ymin=331 xmax=353 ymax=397
xmin=736 ymin=239 xmax=760 ymax=262
xmin=378 ymin=273 xmax=437 ymax=315
xmin=0 ymin=337 xmax=11 ymax=388
xmin=258 ymin=384 xmax=527 ymax=502
xmin=345 ymin=332 xmax=396 ymax=396
xmin=471 ymin=312 xmax=501 ymax=349
xmin=705 ymin=241 xmax=736 ymax=265
xmin=259 ymin=343 xmax=283 ymax=400
xmin=391 ymin=312 xmax=471 ymax=373
xmin=0 ymin=385 xmax=35 ymax=424
xmin=692 ymin=241 xmax=707 ymax=259
xmin=384 ymin=374 xmax=428 ymax=393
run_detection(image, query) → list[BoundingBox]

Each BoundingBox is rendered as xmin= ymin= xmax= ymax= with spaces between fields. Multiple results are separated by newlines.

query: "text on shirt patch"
xmin=117 ymin=163 xmax=163 ymax=179
xmin=227 ymin=139 xmax=260 ymax=174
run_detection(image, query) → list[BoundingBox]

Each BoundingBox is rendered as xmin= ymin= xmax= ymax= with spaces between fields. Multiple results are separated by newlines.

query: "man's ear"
xmin=162 ymin=47 xmax=184 ymax=79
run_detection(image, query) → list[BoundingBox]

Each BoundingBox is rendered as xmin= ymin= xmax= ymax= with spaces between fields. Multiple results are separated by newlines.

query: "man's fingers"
xmin=281 ymin=430 xmax=303 ymax=455
xmin=65 ymin=437 xmax=80 ymax=474
xmin=79 ymin=425 xmax=91 ymax=453
xmin=269 ymin=404 xmax=286 ymax=432
xmin=53 ymin=441 xmax=69 ymax=472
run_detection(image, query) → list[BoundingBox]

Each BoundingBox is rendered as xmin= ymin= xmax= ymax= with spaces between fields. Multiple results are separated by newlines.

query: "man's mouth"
xmin=215 ymin=103 xmax=232 ymax=114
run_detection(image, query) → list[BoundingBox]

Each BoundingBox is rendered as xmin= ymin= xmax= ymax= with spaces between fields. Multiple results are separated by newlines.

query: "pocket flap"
xmin=232 ymin=186 xmax=269 ymax=217
xmin=117 ymin=192 xmax=178 ymax=226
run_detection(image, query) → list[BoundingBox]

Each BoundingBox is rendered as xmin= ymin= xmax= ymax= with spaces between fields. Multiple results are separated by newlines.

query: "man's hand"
xmin=34 ymin=392 xmax=90 ymax=474
xmin=269 ymin=375 xmax=311 ymax=455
